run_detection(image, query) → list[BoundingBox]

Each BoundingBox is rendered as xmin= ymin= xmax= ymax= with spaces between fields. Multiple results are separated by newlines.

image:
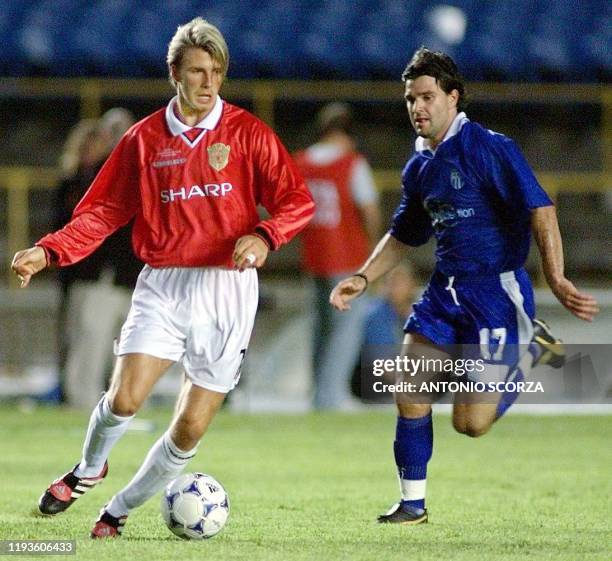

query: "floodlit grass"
xmin=0 ymin=406 xmax=610 ymax=561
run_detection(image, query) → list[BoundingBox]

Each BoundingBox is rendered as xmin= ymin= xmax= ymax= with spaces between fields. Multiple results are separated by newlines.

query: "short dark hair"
xmin=401 ymin=47 xmax=467 ymax=111
xmin=316 ymin=102 xmax=354 ymax=138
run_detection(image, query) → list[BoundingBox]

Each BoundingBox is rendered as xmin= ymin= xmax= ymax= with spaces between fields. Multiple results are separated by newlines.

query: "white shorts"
xmin=117 ymin=265 xmax=258 ymax=393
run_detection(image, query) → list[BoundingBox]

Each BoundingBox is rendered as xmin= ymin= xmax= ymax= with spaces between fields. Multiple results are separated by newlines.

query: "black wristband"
xmin=353 ymin=273 xmax=369 ymax=290
xmin=254 ymin=226 xmax=274 ymax=250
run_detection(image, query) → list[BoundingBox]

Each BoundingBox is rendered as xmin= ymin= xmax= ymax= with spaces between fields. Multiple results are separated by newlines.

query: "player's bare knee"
xmin=106 ymin=390 xmax=140 ymax=417
xmin=452 ymin=416 xmax=467 ymax=434
xmin=462 ymin=420 xmax=492 ymax=438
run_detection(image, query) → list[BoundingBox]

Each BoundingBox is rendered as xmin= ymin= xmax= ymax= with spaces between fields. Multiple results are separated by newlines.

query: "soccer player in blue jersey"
xmin=330 ymin=47 xmax=600 ymax=525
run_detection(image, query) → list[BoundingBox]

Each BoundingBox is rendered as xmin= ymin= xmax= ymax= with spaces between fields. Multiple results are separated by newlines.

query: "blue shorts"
xmin=405 ymin=268 xmax=535 ymax=349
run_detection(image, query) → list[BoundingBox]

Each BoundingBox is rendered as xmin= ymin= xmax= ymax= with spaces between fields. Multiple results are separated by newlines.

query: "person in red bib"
xmin=12 ymin=17 xmax=314 ymax=538
xmin=295 ymin=103 xmax=382 ymax=409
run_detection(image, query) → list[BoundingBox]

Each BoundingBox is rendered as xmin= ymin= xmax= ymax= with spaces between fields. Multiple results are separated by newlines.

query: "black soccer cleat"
xmin=532 ymin=318 xmax=565 ymax=369
xmin=91 ymin=506 xmax=127 ymax=539
xmin=377 ymin=502 xmax=428 ymax=525
xmin=38 ymin=462 xmax=108 ymax=516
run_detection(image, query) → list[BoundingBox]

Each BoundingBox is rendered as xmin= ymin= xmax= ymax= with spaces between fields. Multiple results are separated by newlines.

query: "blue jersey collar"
xmin=415 ymin=112 xmax=469 ymax=156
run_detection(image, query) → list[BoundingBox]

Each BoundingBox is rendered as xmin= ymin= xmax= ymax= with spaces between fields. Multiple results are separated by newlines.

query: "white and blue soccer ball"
xmin=161 ymin=472 xmax=229 ymax=540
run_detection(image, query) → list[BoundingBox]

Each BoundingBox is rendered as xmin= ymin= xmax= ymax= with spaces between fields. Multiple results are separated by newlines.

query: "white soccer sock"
xmin=106 ymin=431 xmax=198 ymax=518
xmin=399 ymin=477 xmax=427 ymax=504
xmin=74 ymin=395 xmax=134 ymax=478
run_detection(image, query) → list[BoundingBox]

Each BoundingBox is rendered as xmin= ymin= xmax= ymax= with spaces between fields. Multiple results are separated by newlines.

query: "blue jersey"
xmin=390 ymin=116 xmax=552 ymax=277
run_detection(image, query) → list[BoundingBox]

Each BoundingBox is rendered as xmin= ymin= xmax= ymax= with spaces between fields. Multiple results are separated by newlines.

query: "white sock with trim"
xmin=106 ymin=431 xmax=197 ymax=518
xmin=75 ymin=395 xmax=134 ymax=478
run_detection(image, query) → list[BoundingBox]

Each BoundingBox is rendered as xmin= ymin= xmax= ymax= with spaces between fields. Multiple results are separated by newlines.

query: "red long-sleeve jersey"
xmin=38 ymin=97 xmax=314 ymax=268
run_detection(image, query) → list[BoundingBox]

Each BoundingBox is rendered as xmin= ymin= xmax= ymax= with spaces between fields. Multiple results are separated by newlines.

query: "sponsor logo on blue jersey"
xmin=424 ymin=199 xmax=475 ymax=231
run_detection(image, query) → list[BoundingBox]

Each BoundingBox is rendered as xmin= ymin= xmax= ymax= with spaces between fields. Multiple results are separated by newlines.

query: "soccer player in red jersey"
xmin=12 ymin=17 xmax=314 ymax=538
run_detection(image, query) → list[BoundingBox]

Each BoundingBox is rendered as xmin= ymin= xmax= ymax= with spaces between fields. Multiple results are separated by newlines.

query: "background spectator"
xmin=295 ymin=102 xmax=382 ymax=410
xmin=55 ymin=108 xmax=141 ymax=409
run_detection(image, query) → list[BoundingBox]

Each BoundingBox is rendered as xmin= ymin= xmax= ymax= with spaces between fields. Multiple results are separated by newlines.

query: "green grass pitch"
xmin=0 ymin=406 xmax=610 ymax=561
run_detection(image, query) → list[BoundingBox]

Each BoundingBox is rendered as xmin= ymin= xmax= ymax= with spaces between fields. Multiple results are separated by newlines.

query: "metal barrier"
xmin=1 ymin=78 xmax=610 ymax=287
xmin=1 ymin=165 xmax=610 ymax=287
xmin=2 ymin=77 xmax=611 ymax=128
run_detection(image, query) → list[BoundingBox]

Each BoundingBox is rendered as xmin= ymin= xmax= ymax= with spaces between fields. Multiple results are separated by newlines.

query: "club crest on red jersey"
xmin=207 ymin=143 xmax=230 ymax=171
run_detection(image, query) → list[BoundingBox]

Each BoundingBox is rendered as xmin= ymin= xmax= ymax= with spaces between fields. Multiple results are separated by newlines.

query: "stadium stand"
xmin=0 ymin=0 xmax=610 ymax=81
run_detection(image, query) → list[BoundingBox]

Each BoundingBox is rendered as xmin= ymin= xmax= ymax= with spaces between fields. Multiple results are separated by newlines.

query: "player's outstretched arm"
xmin=11 ymin=246 xmax=48 ymax=288
xmin=330 ymin=232 xmax=410 ymax=311
xmin=531 ymin=206 xmax=600 ymax=322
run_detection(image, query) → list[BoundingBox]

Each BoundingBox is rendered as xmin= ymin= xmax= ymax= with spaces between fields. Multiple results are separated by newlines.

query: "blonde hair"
xmin=58 ymin=119 xmax=101 ymax=178
xmin=100 ymin=107 xmax=135 ymax=148
xmin=166 ymin=17 xmax=229 ymax=87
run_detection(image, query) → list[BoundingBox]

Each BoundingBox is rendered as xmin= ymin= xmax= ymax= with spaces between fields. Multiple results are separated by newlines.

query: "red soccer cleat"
xmin=38 ymin=462 xmax=108 ymax=516
xmin=91 ymin=507 xmax=127 ymax=539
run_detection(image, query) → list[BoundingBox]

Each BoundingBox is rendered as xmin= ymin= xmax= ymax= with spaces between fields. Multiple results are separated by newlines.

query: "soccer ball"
xmin=160 ymin=472 xmax=229 ymax=539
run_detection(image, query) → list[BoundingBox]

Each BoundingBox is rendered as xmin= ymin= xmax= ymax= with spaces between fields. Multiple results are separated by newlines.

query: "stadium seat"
xmin=2 ymin=0 xmax=609 ymax=82
xmin=577 ymin=0 xmax=611 ymax=81
xmin=0 ymin=1 xmax=37 ymax=74
xmin=68 ymin=0 xmax=132 ymax=75
xmin=466 ymin=0 xmax=537 ymax=81
xmin=526 ymin=0 xmax=593 ymax=81
xmin=298 ymin=0 xmax=368 ymax=78
xmin=233 ymin=1 xmax=303 ymax=78
xmin=17 ymin=0 xmax=79 ymax=75
xmin=356 ymin=0 xmax=422 ymax=79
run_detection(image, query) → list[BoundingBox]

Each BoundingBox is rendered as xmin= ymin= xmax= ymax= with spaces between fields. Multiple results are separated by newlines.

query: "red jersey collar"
xmin=165 ymin=95 xmax=224 ymax=137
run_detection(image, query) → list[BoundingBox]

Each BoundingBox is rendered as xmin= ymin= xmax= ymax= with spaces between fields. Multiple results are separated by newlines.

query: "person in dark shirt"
xmin=55 ymin=109 xmax=141 ymax=409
